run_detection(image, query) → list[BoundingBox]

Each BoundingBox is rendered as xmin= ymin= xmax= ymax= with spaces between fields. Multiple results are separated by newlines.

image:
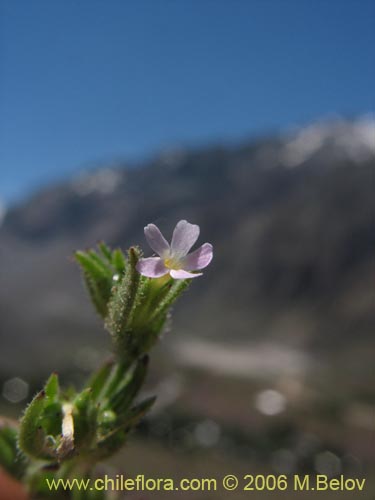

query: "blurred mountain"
xmin=0 ymin=117 xmax=374 ymax=379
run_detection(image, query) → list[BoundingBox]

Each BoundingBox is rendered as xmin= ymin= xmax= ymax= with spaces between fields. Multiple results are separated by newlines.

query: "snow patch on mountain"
xmin=71 ymin=167 xmax=123 ymax=196
xmin=281 ymin=116 xmax=375 ymax=167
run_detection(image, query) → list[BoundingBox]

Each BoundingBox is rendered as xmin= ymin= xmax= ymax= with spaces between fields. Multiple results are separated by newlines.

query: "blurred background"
xmin=0 ymin=1 xmax=374 ymax=498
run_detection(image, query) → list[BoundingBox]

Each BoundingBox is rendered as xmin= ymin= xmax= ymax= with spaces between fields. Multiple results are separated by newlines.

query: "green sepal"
xmin=105 ymin=247 xmax=142 ymax=357
xmin=150 ymin=278 xmax=190 ymax=323
xmin=127 ymin=278 xmax=190 ymax=355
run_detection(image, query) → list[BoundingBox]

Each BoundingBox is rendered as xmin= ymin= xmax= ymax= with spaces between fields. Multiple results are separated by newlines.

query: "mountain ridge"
xmin=0 ymin=118 xmax=374 ymax=379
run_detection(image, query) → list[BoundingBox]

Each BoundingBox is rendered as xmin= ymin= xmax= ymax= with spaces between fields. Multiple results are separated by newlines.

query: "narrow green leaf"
xmin=102 ymin=360 xmax=131 ymax=400
xmin=110 ymin=356 xmax=149 ymax=415
xmin=98 ymin=241 xmax=113 ymax=263
xmin=87 ymin=250 xmax=113 ymax=277
xmin=86 ymin=359 xmax=114 ymax=401
xmin=112 ymin=248 xmax=126 ymax=274
xmin=75 ymin=251 xmax=108 ymax=279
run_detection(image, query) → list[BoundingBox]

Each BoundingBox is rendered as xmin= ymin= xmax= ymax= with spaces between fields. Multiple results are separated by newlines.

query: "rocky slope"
xmin=0 ymin=118 xmax=374 ymax=381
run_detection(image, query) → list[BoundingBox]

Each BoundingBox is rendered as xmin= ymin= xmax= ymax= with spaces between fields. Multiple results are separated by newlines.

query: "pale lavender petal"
xmin=144 ymin=223 xmax=170 ymax=257
xmin=136 ymin=257 xmax=169 ymax=278
xmin=170 ymin=269 xmax=202 ymax=279
xmin=183 ymin=243 xmax=213 ymax=271
xmin=171 ymin=220 xmax=200 ymax=257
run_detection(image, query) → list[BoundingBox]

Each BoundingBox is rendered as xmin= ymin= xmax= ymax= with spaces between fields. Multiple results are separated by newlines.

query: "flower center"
xmin=164 ymin=257 xmax=182 ymax=270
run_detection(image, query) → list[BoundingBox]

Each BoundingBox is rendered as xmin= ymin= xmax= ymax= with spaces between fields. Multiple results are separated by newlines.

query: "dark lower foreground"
xmin=1 ymin=344 xmax=373 ymax=499
xmin=1 ymin=376 xmax=373 ymax=499
xmin=110 ymin=439 xmax=374 ymax=499
xmin=110 ymin=357 xmax=374 ymax=499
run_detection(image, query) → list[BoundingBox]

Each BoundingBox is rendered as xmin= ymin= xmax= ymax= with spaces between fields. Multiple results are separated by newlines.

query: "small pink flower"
xmin=136 ymin=220 xmax=213 ymax=279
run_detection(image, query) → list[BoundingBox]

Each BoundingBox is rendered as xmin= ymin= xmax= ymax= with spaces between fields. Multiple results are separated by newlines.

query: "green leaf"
xmin=75 ymin=251 xmax=113 ymax=317
xmin=18 ymin=390 xmax=49 ymax=459
xmin=44 ymin=372 xmax=59 ymax=401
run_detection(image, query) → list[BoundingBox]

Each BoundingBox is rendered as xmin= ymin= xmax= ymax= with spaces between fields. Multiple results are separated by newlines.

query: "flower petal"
xmin=170 ymin=269 xmax=202 ymax=279
xmin=171 ymin=220 xmax=200 ymax=257
xmin=136 ymin=257 xmax=169 ymax=278
xmin=144 ymin=224 xmax=170 ymax=257
xmin=183 ymin=243 xmax=213 ymax=271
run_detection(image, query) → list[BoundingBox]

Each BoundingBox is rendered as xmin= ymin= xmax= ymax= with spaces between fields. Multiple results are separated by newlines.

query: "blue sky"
xmin=1 ymin=0 xmax=374 ymax=203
